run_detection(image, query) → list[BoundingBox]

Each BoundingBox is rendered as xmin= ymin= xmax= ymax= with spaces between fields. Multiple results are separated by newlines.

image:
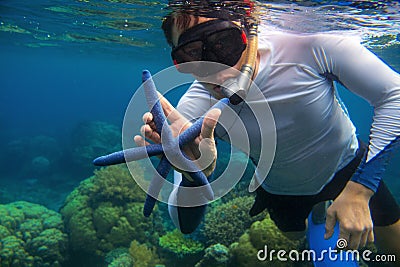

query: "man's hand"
xmin=324 ymin=181 xmax=375 ymax=250
xmin=134 ymin=93 xmax=221 ymax=177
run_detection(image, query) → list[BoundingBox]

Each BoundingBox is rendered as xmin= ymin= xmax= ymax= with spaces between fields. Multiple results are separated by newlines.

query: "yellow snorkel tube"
xmin=221 ymin=23 xmax=258 ymax=105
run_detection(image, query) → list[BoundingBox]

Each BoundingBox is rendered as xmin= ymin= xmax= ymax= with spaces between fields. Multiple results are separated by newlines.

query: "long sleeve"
xmin=311 ymin=34 xmax=400 ymax=191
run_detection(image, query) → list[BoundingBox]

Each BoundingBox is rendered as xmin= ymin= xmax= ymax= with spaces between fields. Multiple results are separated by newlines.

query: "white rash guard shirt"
xmin=176 ymin=25 xmax=400 ymax=195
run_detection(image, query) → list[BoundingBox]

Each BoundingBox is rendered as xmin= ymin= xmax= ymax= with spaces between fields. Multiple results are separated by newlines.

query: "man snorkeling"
xmin=135 ymin=0 xmax=400 ymax=260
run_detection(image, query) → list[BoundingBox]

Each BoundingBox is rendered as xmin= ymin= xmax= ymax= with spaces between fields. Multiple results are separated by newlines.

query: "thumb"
xmin=201 ymin=108 xmax=222 ymax=139
xmin=324 ymin=211 xmax=337 ymax=239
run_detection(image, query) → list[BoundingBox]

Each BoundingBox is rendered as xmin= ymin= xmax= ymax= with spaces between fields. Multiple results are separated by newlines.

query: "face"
xmin=172 ymin=16 xmax=248 ymax=99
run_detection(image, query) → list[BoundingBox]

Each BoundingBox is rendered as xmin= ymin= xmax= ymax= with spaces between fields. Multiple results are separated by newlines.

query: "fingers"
xmin=134 ymin=135 xmax=149 ymax=147
xmin=324 ymin=209 xmax=337 ymax=240
xmin=358 ymin=226 xmax=374 ymax=248
xmin=140 ymin=124 xmax=161 ymax=144
xmin=142 ymin=112 xmax=153 ymax=124
xmin=192 ymin=108 xmax=221 ymax=175
xmin=157 ymin=92 xmax=186 ymax=123
xmin=140 ymin=111 xmax=161 ymax=143
xmin=142 ymin=112 xmax=157 ymax=131
xmin=339 ymin=227 xmax=352 ymax=249
xmin=341 ymin=225 xmax=374 ymax=250
xmin=359 ymin=229 xmax=369 ymax=248
xmin=367 ymin=229 xmax=374 ymax=243
xmin=201 ymin=108 xmax=222 ymax=139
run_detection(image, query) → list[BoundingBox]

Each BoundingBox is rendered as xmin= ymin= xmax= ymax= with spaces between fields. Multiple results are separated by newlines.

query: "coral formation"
xmin=105 ymin=248 xmax=134 ymax=267
xmin=105 ymin=242 xmax=165 ymax=267
xmin=70 ymin=120 xmax=121 ymax=168
xmin=31 ymin=156 xmax=51 ymax=174
xmin=128 ymin=240 xmax=161 ymax=267
xmin=194 ymin=243 xmax=230 ymax=267
xmin=202 ymin=196 xmax=266 ymax=246
xmin=1 ymin=135 xmax=62 ymax=178
xmin=0 ymin=201 xmax=68 ymax=267
xmin=60 ymin=164 xmax=163 ymax=257
xmin=159 ymin=229 xmax=204 ymax=257
xmin=229 ymin=214 xmax=306 ymax=267
xmin=108 ymin=252 xmax=134 ymax=267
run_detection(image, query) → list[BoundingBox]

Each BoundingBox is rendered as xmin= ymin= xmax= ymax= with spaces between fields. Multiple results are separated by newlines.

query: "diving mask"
xmin=171 ymin=19 xmax=247 ymax=77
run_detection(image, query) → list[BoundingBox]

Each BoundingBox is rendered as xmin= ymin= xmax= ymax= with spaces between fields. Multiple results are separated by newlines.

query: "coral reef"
xmin=128 ymin=240 xmax=161 ymax=267
xmin=31 ymin=156 xmax=51 ymax=174
xmin=229 ymin=214 xmax=307 ymax=267
xmin=195 ymin=243 xmax=230 ymax=267
xmin=60 ymin=164 xmax=163 ymax=257
xmin=108 ymin=252 xmax=134 ymax=267
xmin=159 ymin=229 xmax=204 ymax=256
xmin=1 ymin=135 xmax=62 ymax=178
xmin=70 ymin=120 xmax=121 ymax=169
xmin=0 ymin=178 xmax=69 ymax=211
xmin=202 ymin=196 xmax=266 ymax=246
xmin=105 ymin=242 xmax=165 ymax=267
xmin=0 ymin=201 xmax=68 ymax=267
xmin=105 ymin=248 xmax=134 ymax=267
xmin=158 ymin=229 xmax=204 ymax=267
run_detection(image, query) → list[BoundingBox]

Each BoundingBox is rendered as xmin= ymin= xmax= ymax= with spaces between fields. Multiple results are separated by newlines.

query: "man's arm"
xmin=311 ymin=34 xmax=400 ymax=248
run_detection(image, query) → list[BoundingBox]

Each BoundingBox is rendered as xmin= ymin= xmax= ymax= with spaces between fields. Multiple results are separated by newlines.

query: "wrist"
xmin=344 ymin=181 xmax=374 ymax=199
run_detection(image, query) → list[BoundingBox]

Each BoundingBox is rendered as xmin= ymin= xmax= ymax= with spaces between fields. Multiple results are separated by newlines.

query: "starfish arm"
xmin=187 ymin=171 xmax=214 ymax=201
xmin=142 ymin=70 xmax=174 ymax=144
xmin=178 ymin=117 xmax=204 ymax=147
xmin=166 ymin=150 xmax=214 ymax=200
xmin=143 ymin=156 xmax=171 ymax=217
xmin=92 ymin=143 xmax=164 ymax=166
xmin=178 ymin=98 xmax=229 ymax=147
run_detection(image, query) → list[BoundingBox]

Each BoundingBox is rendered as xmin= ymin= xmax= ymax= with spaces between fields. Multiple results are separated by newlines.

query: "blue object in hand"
xmin=93 ymin=70 xmax=229 ymax=221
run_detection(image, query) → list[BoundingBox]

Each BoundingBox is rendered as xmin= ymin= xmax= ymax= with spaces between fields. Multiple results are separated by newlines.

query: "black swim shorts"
xmin=249 ymin=140 xmax=400 ymax=232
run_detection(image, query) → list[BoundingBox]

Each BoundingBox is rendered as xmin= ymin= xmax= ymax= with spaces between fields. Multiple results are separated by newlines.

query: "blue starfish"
xmin=93 ymin=70 xmax=229 ymax=217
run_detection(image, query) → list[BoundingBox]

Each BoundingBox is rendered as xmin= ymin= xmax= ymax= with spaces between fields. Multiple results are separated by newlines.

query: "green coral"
xmin=60 ymin=164 xmax=163 ymax=256
xmin=159 ymin=229 xmax=204 ymax=256
xmin=202 ymin=196 xmax=266 ymax=246
xmin=248 ymin=215 xmax=302 ymax=251
xmin=107 ymin=252 xmax=134 ymax=267
xmin=109 ymin=254 xmax=133 ymax=267
xmin=0 ymin=201 xmax=68 ymax=267
xmin=195 ymin=243 xmax=230 ymax=267
xmin=230 ymin=214 xmax=307 ymax=267
xmin=128 ymin=240 xmax=161 ymax=267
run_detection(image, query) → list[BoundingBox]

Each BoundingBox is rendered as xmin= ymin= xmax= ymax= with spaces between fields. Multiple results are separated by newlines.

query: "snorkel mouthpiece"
xmin=221 ymin=64 xmax=254 ymax=105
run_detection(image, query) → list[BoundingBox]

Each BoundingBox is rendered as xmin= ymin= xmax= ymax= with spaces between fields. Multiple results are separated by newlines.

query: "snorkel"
xmin=221 ymin=23 xmax=258 ymax=105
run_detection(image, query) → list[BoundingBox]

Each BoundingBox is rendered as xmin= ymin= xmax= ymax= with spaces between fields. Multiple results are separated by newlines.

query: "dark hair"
xmin=162 ymin=0 xmax=257 ymax=47
xmin=162 ymin=13 xmax=199 ymax=47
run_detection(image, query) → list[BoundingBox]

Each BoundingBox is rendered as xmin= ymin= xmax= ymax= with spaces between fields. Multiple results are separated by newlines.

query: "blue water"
xmin=0 ymin=0 xmax=174 ymax=208
xmin=1 ymin=1 xmax=399 ymax=266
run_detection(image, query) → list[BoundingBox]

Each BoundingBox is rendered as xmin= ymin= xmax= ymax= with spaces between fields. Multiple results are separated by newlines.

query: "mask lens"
xmin=172 ymin=40 xmax=203 ymax=65
xmin=205 ymin=28 xmax=246 ymax=66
